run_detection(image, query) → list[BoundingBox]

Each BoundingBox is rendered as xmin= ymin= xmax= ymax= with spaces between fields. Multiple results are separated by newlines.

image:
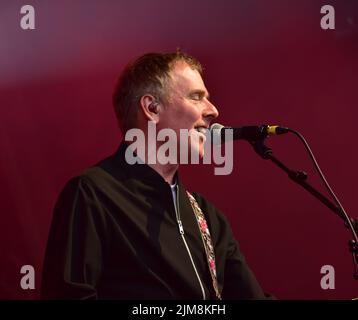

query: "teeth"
xmin=196 ymin=127 xmax=207 ymax=134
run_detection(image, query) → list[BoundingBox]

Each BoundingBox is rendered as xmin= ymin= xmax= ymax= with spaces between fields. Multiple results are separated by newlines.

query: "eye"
xmin=191 ymin=93 xmax=202 ymax=101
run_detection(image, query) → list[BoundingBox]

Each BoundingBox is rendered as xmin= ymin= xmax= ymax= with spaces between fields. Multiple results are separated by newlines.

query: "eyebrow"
xmin=189 ymin=89 xmax=210 ymax=99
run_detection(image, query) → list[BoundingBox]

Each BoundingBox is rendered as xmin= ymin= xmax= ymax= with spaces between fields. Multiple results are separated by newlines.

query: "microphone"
xmin=210 ymin=123 xmax=289 ymax=142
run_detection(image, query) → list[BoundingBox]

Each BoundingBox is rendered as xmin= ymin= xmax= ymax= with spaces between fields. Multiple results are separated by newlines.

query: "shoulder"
xmin=61 ymin=160 xmax=120 ymax=195
xmin=60 ymin=169 xmax=99 ymax=193
xmin=56 ymin=166 xmax=111 ymax=208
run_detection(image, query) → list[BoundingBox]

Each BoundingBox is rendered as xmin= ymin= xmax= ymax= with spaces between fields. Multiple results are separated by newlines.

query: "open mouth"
xmin=194 ymin=126 xmax=208 ymax=135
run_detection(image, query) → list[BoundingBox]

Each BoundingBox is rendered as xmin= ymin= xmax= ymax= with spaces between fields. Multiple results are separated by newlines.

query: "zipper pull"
xmin=177 ymin=220 xmax=184 ymax=235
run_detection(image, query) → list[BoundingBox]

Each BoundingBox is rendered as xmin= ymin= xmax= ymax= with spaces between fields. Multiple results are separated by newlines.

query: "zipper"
xmin=174 ymin=185 xmax=207 ymax=300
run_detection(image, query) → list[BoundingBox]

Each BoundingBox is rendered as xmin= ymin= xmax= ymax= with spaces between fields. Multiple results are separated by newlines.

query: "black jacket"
xmin=41 ymin=143 xmax=268 ymax=299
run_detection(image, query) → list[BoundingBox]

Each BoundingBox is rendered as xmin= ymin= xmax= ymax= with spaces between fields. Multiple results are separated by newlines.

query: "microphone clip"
xmin=250 ymin=139 xmax=272 ymax=159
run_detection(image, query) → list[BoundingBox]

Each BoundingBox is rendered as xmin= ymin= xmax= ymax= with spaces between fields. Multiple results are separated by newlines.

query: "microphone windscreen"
xmin=210 ymin=123 xmax=226 ymax=144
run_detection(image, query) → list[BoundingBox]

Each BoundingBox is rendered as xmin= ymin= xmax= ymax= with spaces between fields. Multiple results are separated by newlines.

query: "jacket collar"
xmin=113 ymin=142 xmax=179 ymax=188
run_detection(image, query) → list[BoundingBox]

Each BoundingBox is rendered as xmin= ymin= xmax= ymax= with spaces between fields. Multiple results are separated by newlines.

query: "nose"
xmin=203 ymin=99 xmax=219 ymax=121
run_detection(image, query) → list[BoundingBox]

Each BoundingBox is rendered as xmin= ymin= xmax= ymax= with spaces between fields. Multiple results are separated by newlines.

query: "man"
xmin=41 ymin=51 xmax=270 ymax=299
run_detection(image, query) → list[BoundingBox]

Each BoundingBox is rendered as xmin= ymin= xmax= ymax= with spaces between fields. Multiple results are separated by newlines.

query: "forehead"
xmin=168 ymin=61 xmax=207 ymax=93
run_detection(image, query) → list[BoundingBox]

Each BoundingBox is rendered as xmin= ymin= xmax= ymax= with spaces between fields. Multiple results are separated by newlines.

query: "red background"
xmin=1 ymin=0 xmax=357 ymax=299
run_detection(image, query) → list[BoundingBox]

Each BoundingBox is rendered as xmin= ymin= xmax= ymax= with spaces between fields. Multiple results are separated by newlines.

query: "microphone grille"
xmin=210 ymin=123 xmax=225 ymax=145
xmin=210 ymin=123 xmax=224 ymax=131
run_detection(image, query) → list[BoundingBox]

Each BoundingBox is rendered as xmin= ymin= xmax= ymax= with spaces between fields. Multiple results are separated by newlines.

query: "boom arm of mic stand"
xmin=250 ymin=139 xmax=358 ymax=279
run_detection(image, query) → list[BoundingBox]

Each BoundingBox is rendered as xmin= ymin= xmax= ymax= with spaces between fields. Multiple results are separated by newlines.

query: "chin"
xmin=199 ymin=145 xmax=205 ymax=159
xmin=186 ymin=132 xmax=206 ymax=163
xmin=196 ymin=142 xmax=205 ymax=160
xmin=185 ymin=143 xmax=202 ymax=163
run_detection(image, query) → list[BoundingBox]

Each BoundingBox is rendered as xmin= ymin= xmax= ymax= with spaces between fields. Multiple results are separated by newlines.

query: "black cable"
xmin=287 ymin=128 xmax=358 ymax=244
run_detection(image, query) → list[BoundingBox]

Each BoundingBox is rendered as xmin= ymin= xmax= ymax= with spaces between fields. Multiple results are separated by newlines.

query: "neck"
xmin=126 ymin=140 xmax=179 ymax=184
xmin=147 ymin=162 xmax=178 ymax=185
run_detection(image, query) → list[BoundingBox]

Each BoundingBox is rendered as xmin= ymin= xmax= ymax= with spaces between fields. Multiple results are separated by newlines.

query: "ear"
xmin=139 ymin=95 xmax=161 ymax=123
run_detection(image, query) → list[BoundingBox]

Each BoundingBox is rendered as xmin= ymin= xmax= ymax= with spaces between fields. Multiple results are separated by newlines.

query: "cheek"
xmin=165 ymin=100 xmax=201 ymax=129
xmin=180 ymin=104 xmax=201 ymax=123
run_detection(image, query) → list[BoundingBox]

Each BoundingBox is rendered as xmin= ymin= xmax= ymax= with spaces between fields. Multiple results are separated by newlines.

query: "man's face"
xmin=157 ymin=61 xmax=219 ymax=159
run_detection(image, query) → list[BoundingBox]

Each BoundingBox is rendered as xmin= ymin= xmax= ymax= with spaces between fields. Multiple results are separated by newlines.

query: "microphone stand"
xmin=250 ymin=139 xmax=358 ymax=280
